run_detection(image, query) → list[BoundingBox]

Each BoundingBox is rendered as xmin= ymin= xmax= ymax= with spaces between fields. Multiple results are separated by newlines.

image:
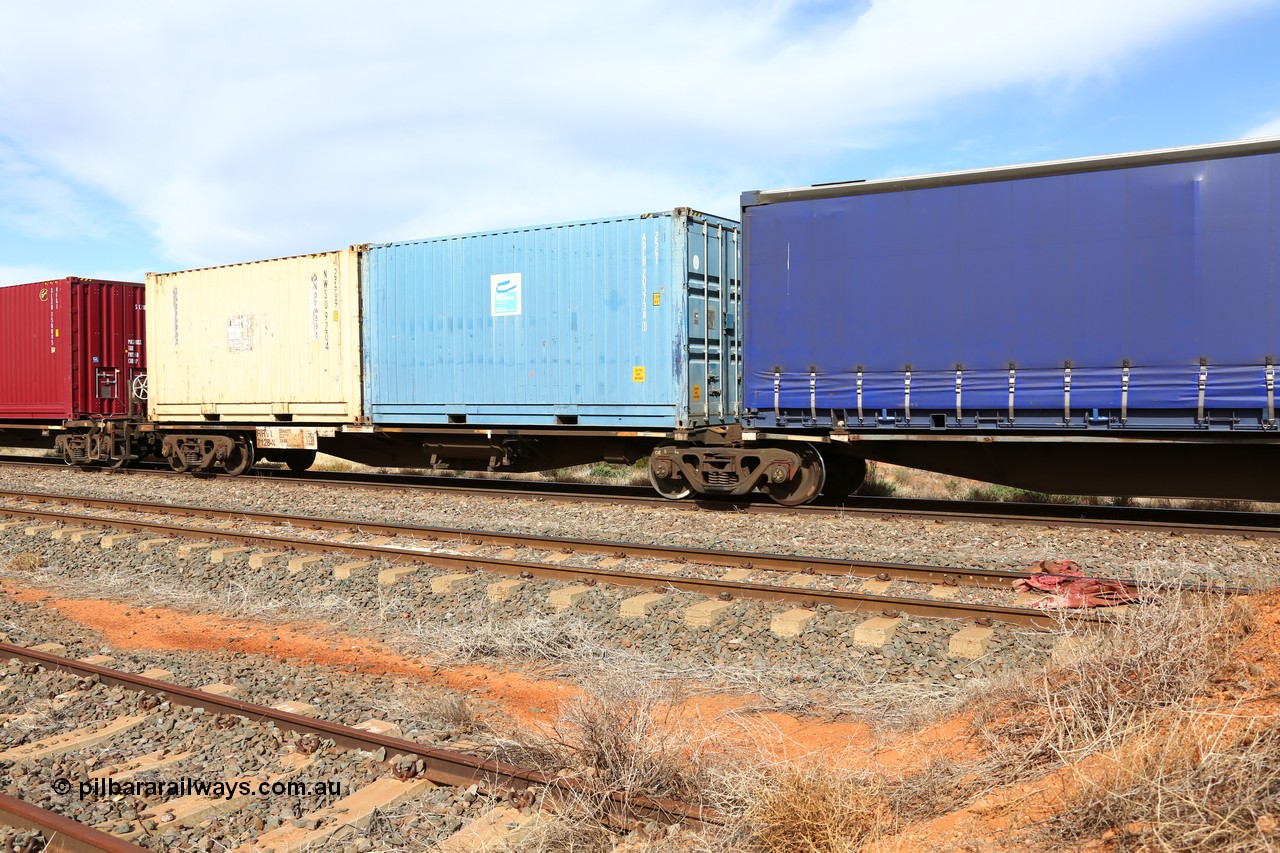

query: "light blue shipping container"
xmin=361 ymin=209 xmax=740 ymax=429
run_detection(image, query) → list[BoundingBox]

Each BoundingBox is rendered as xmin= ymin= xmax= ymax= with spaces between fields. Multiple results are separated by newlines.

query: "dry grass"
xmin=1040 ymin=714 xmax=1280 ymax=851
xmin=408 ymin=608 xmax=621 ymax=669
xmin=971 ymin=582 xmax=1256 ymax=788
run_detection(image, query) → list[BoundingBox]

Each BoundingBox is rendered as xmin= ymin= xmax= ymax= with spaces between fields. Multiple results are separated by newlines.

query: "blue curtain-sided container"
xmin=741 ymin=139 xmax=1280 ymax=431
xmin=361 ymin=209 xmax=740 ymax=428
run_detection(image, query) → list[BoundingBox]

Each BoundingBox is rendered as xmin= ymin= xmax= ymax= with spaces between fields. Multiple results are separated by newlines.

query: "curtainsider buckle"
xmin=809 ymin=367 xmax=818 ymax=423
xmin=954 ymin=367 xmax=963 ymax=425
xmin=773 ymin=367 xmax=781 ymax=423
xmin=1197 ymin=360 xmax=1208 ymax=423
xmin=1007 ymin=365 xmax=1016 ymax=424
xmin=1267 ymin=359 xmax=1276 ymax=426
xmin=855 ymin=367 xmax=864 ymax=425
xmin=903 ymin=368 xmax=912 ymax=423
xmin=1062 ymin=363 xmax=1072 ymax=425
xmin=1120 ymin=362 xmax=1131 ymax=425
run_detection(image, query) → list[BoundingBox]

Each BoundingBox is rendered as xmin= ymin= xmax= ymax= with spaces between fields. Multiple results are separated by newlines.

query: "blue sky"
xmin=1 ymin=0 xmax=1279 ymax=286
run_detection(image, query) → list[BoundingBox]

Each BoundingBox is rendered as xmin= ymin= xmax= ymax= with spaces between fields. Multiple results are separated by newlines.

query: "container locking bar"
xmin=1120 ymin=362 xmax=1131 ymax=424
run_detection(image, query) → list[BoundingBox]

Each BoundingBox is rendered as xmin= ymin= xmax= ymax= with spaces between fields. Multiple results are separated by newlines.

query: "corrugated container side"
xmin=146 ymin=251 xmax=361 ymax=423
xmin=0 ymin=278 xmax=144 ymax=421
xmin=361 ymin=211 xmax=740 ymax=428
xmin=743 ymin=146 xmax=1280 ymax=428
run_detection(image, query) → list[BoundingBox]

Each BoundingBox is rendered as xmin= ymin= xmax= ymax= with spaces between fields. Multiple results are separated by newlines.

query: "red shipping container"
xmin=0 ymin=278 xmax=145 ymax=422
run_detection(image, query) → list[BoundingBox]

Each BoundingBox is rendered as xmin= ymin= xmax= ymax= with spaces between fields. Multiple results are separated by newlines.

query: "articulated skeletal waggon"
xmin=3 ymin=137 xmax=1279 ymax=504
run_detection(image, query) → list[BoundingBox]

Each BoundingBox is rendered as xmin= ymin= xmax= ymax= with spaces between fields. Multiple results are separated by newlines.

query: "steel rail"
xmin=1 ymin=455 xmax=1276 ymax=538
xmin=0 ymin=489 xmax=1040 ymax=589
xmin=0 ymin=502 xmax=1096 ymax=628
xmin=1 ymin=490 xmax=1250 ymax=598
xmin=0 ymin=643 xmax=718 ymax=830
xmin=0 ymin=792 xmax=145 ymax=853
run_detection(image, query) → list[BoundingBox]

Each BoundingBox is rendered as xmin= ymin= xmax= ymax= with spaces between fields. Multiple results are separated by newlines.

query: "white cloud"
xmin=1243 ymin=115 xmax=1280 ymax=138
xmin=0 ymin=266 xmax=66 ymax=287
xmin=0 ymin=0 xmax=1269 ymax=267
xmin=0 ymin=143 xmax=110 ymax=240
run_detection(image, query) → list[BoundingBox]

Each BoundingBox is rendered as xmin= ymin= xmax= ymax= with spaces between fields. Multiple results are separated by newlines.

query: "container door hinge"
xmin=1062 ymin=363 xmax=1072 ymax=425
xmin=954 ymin=366 xmax=963 ymax=425
xmin=1007 ymin=365 xmax=1016 ymax=424
xmin=903 ymin=367 xmax=912 ymax=423
xmin=1266 ymin=359 xmax=1276 ymax=425
xmin=1120 ymin=361 xmax=1131 ymax=424
xmin=855 ymin=367 xmax=864 ymax=425
xmin=1197 ymin=360 xmax=1208 ymax=423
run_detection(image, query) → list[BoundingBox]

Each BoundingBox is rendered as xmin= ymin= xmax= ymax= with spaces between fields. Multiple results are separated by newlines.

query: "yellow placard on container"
xmin=692 ymin=384 xmax=702 ymax=401
xmin=632 ymin=366 xmax=646 ymax=382
xmin=652 ymin=293 xmax=661 ymax=306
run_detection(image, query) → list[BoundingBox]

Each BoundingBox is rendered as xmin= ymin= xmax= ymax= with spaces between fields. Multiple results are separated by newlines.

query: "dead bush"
xmin=741 ymin=765 xmax=890 ymax=853
xmin=551 ymin=677 xmax=708 ymax=804
xmin=1041 ymin=715 xmax=1280 ymax=852
xmin=5 ymin=552 xmax=40 ymax=571
xmin=486 ymin=674 xmax=720 ymax=846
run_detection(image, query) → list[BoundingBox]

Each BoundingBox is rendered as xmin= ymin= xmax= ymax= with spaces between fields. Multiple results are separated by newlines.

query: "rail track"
xmin=1 ymin=455 xmax=1277 ymax=539
xmin=0 ymin=489 xmax=1206 ymax=631
xmin=0 ymin=641 xmax=713 ymax=851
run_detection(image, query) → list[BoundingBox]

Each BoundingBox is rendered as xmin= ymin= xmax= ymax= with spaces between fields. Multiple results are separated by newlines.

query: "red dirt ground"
xmin=1 ymin=581 xmax=897 ymax=761
xmin=7 ymin=578 xmax=1278 ymax=850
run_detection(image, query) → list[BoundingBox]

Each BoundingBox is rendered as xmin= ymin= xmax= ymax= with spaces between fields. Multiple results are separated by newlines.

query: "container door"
xmin=684 ymin=218 xmax=740 ymax=426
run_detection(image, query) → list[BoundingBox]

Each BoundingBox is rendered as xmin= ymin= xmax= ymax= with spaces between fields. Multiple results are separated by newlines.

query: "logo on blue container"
xmin=491 ymin=273 xmax=522 ymax=317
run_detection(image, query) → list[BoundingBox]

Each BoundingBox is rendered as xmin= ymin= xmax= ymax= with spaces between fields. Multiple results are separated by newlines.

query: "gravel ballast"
xmin=0 ymin=465 xmax=1273 ymax=588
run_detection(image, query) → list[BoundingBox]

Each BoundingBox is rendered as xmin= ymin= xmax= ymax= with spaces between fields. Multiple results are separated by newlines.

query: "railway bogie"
xmin=54 ymin=421 xmax=157 ymax=469
xmin=648 ymin=442 xmax=833 ymax=505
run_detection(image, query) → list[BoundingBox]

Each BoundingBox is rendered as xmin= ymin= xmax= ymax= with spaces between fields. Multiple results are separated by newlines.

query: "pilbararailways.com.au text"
xmin=54 ymin=777 xmax=344 ymax=800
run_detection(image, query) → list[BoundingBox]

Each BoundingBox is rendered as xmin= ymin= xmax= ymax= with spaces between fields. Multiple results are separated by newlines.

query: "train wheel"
xmin=648 ymin=453 xmax=692 ymax=500
xmin=222 ymin=440 xmax=255 ymax=476
xmin=61 ymin=446 xmax=76 ymax=466
xmin=106 ymin=454 xmax=131 ymax=470
xmin=818 ymin=454 xmax=867 ymax=503
xmin=168 ymin=453 xmax=189 ymax=473
xmin=764 ymin=447 xmax=826 ymax=507
xmin=284 ymin=450 xmax=316 ymax=472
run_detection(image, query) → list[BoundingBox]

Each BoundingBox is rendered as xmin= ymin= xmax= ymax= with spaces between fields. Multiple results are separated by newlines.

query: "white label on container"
xmin=491 ymin=273 xmax=522 ymax=316
xmin=172 ymin=287 xmax=179 ymax=347
xmin=692 ymin=254 xmax=700 ymax=271
xmin=226 ymin=314 xmax=255 ymax=353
